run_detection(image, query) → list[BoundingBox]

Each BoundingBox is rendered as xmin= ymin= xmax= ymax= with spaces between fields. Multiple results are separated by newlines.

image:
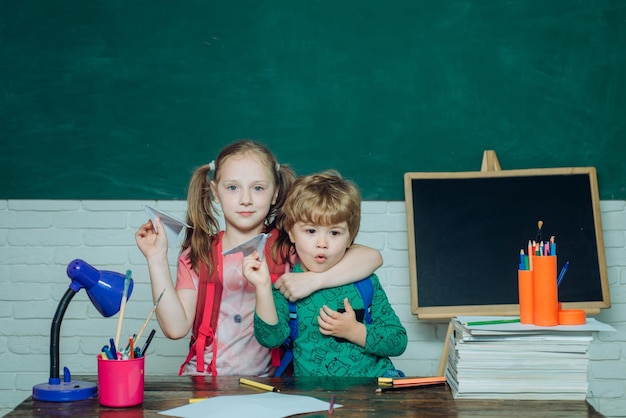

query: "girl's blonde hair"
xmin=276 ymin=170 xmax=361 ymax=263
xmin=182 ymin=139 xmax=296 ymax=274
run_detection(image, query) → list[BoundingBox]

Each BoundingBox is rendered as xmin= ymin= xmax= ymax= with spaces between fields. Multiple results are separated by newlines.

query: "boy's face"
xmin=288 ymin=221 xmax=351 ymax=273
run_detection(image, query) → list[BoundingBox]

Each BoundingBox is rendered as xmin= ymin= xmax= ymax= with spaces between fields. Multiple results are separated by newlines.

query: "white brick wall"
xmin=1 ymin=199 xmax=625 ymax=417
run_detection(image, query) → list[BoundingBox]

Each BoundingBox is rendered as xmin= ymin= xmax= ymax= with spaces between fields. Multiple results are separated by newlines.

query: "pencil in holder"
xmin=531 ymin=255 xmax=559 ymax=326
xmin=518 ymin=269 xmax=534 ymax=324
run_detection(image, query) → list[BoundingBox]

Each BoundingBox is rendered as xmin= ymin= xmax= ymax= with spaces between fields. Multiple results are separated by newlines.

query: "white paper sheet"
xmin=159 ymin=392 xmax=340 ymax=418
xmin=457 ymin=316 xmax=616 ymax=332
xmin=144 ymin=205 xmax=191 ymax=247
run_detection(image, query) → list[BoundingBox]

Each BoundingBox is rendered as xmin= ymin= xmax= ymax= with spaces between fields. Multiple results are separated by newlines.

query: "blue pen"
xmin=102 ymin=345 xmax=114 ymax=360
xmin=109 ymin=338 xmax=118 ymax=359
xmin=557 ymin=261 xmax=570 ymax=287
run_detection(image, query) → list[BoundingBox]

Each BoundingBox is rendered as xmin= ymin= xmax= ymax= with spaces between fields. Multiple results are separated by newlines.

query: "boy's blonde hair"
xmin=276 ymin=170 xmax=361 ymax=260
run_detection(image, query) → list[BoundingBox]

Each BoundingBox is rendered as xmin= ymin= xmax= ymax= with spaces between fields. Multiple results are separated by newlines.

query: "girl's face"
xmin=211 ymin=153 xmax=278 ymax=235
xmin=288 ymin=221 xmax=351 ymax=273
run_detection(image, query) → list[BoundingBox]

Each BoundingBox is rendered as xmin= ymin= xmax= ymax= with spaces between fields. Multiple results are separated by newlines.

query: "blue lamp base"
xmin=32 ymin=367 xmax=97 ymax=402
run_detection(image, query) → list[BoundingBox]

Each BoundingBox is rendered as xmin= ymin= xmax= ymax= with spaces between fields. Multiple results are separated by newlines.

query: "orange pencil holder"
xmin=531 ymin=256 xmax=559 ymax=326
xmin=518 ymin=269 xmax=534 ymax=324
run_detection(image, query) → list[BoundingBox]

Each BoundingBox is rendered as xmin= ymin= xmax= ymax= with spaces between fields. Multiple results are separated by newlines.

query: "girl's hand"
xmin=317 ymin=298 xmax=365 ymax=346
xmin=242 ymin=250 xmax=271 ymax=288
xmin=135 ymin=218 xmax=169 ymax=259
xmin=274 ymin=270 xmax=320 ymax=302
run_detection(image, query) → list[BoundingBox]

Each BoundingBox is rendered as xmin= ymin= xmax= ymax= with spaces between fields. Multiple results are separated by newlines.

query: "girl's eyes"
xmin=224 ymin=184 xmax=266 ymax=191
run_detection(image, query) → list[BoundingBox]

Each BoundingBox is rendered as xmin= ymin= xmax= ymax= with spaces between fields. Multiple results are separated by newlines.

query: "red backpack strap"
xmin=179 ymin=236 xmax=224 ymax=376
xmin=268 ymin=261 xmax=290 ymax=368
xmin=261 ymin=230 xmax=289 ymax=368
xmin=269 ymin=268 xmax=283 ymax=368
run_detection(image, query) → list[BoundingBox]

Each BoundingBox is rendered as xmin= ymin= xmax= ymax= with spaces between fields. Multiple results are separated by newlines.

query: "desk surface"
xmin=8 ymin=376 xmax=603 ymax=417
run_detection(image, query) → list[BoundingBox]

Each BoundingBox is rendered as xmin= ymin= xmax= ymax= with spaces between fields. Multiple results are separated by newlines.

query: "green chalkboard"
xmin=1 ymin=1 xmax=625 ymax=200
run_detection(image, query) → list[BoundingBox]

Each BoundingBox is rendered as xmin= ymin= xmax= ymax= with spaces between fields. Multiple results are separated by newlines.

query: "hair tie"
xmin=209 ymin=160 xmax=216 ymax=172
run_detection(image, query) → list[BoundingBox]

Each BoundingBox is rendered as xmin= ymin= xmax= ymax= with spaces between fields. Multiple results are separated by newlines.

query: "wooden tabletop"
xmin=8 ymin=375 xmax=603 ymax=417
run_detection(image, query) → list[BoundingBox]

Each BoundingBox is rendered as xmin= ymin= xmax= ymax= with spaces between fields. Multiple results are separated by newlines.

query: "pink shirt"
xmin=176 ymin=248 xmax=272 ymax=376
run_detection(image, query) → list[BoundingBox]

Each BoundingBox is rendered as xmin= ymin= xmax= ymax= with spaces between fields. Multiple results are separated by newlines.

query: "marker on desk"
xmin=390 ymin=376 xmax=448 ymax=387
xmin=557 ymin=261 xmax=570 ymax=287
xmin=329 ymin=394 xmax=335 ymax=415
xmin=239 ymin=378 xmax=280 ymax=392
xmin=375 ymin=379 xmax=447 ymax=392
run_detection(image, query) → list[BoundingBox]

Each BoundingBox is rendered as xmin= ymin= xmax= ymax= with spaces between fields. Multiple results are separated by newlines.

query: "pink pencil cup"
xmin=97 ymin=356 xmax=144 ymax=407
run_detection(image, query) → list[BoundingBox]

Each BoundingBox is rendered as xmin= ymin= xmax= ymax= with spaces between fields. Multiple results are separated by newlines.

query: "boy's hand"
xmin=242 ymin=250 xmax=272 ymax=288
xmin=317 ymin=298 xmax=366 ymax=347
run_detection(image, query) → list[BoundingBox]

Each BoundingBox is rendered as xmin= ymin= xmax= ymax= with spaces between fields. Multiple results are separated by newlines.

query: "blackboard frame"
xmin=404 ymin=165 xmax=610 ymax=319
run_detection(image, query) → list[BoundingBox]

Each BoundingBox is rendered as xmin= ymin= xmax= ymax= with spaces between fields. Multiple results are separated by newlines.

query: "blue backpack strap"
xmin=274 ymin=301 xmax=298 ymax=377
xmin=275 ymin=277 xmax=373 ymax=377
xmin=354 ymin=276 xmax=374 ymax=324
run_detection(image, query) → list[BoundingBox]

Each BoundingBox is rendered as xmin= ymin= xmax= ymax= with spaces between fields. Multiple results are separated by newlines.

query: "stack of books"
xmin=444 ymin=316 xmax=613 ymax=400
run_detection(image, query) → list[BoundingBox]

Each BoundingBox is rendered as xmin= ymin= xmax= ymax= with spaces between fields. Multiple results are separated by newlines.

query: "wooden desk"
xmin=7 ymin=376 xmax=603 ymax=417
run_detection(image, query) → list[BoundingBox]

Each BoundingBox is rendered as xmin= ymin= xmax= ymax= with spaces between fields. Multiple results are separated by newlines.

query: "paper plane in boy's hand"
xmin=223 ymin=233 xmax=271 ymax=261
xmin=144 ymin=205 xmax=191 ymax=247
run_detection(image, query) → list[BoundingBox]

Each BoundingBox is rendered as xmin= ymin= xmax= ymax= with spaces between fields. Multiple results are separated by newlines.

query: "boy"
xmin=243 ymin=170 xmax=407 ymax=377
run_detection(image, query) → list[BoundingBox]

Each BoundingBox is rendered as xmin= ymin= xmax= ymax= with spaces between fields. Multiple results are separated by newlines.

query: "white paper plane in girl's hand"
xmin=144 ymin=205 xmax=192 ymax=247
xmin=222 ymin=233 xmax=271 ymax=261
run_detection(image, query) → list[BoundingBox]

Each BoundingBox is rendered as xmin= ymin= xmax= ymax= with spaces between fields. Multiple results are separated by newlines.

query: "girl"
xmin=135 ymin=139 xmax=382 ymax=376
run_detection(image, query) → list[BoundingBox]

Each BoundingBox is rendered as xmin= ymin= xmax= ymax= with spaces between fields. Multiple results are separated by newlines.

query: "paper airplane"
xmin=222 ymin=233 xmax=271 ymax=261
xmin=143 ymin=205 xmax=191 ymax=247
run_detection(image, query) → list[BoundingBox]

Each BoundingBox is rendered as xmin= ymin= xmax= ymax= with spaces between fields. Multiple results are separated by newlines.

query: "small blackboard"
xmin=404 ymin=155 xmax=610 ymax=319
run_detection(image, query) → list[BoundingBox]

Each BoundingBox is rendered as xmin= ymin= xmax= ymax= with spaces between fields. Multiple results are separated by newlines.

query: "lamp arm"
xmin=49 ymin=288 xmax=78 ymax=380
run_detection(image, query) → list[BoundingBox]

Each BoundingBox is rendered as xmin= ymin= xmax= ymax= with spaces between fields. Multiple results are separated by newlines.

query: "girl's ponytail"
xmin=183 ymin=163 xmax=220 ymax=274
xmin=265 ymin=163 xmax=296 ymax=232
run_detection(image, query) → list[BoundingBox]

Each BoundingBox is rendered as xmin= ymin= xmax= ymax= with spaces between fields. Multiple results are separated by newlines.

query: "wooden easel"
xmin=436 ymin=150 xmax=501 ymax=376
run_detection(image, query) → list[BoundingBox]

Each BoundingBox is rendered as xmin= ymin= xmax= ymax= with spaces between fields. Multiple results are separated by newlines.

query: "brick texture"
xmin=0 ymin=200 xmax=625 ymax=417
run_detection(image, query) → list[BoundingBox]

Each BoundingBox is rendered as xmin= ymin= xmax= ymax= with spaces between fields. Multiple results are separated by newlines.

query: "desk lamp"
xmin=32 ymin=259 xmax=134 ymax=402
